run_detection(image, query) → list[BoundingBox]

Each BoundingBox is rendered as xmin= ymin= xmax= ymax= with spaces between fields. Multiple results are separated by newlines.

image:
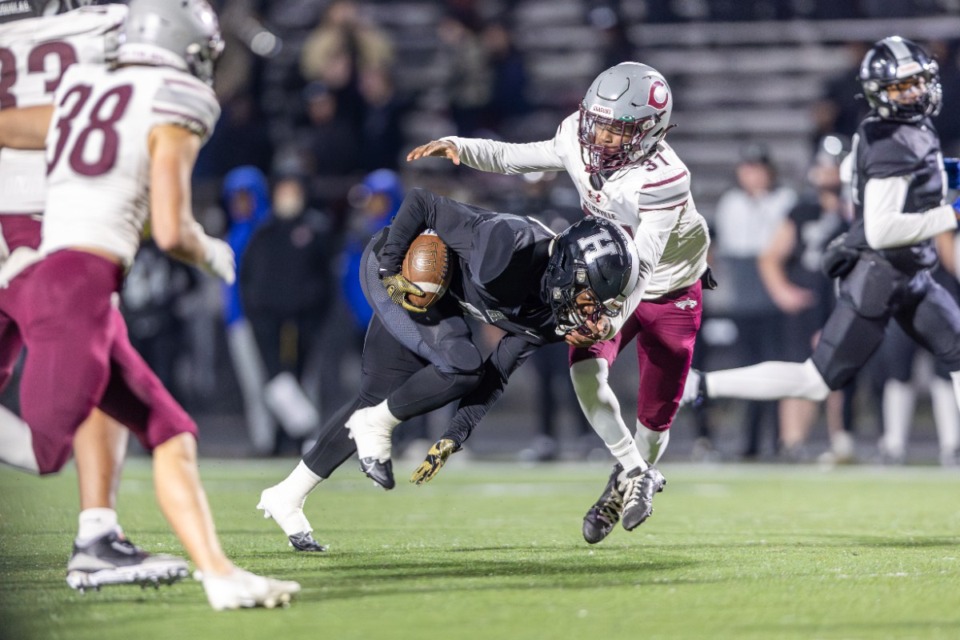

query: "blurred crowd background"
xmin=25 ymin=0 xmax=960 ymax=465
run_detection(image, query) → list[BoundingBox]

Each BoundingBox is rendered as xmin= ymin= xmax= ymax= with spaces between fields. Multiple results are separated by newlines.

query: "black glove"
xmin=381 ymin=273 xmax=428 ymax=313
xmin=410 ymin=438 xmax=460 ymax=485
xmin=821 ymin=233 xmax=859 ymax=279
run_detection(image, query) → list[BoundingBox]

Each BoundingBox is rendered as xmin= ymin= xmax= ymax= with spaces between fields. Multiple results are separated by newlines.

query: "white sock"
xmin=607 ymin=435 xmax=647 ymax=472
xmin=369 ymin=400 xmax=402 ymax=429
xmin=830 ymin=430 xmax=855 ymax=458
xmin=275 ymin=461 xmax=324 ymax=502
xmin=77 ymin=508 xmax=119 ymax=544
xmin=0 ymin=405 xmax=39 ymax=474
xmin=882 ymin=379 xmax=914 ymax=458
xmin=931 ymin=377 xmax=960 ymax=455
xmin=634 ymin=423 xmax=670 ymax=466
xmin=706 ymin=358 xmax=831 ymax=402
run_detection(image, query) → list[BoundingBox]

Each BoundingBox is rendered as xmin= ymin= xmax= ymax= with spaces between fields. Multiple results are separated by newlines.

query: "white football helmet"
xmin=578 ymin=62 xmax=673 ymax=174
xmin=116 ymin=0 xmax=223 ymax=85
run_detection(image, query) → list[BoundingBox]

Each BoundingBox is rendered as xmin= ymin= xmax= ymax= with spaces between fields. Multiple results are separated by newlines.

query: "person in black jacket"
xmin=683 ymin=37 xmax=960 ymax=448
xmin=256 ymin=187 xmax=639 ymax=551
xmin=241 ymin=171 xmax=339 ymax=449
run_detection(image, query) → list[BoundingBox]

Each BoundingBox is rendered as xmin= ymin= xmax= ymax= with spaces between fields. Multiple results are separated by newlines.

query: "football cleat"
xmin=198 ymin=568 xmax=301 ymax=611
xmin=346 ymin=407 xmax=396 ymax=490
xmin=582 ymin=463 xmax=626 ymax=544
xmin=288 ymin=532 xmax=327 ymax=553
xmin=358 ymin=457 xmax=395 ymax=490
xmin=680 ymin=368 xmax=707 ymax=407
xmin=621 ymin=467 xmax=666 ymax=531
xmin=66 ymin=530 xmax=189 ymax=593
xmin=257 ymin=486 xmax=326 ymax=552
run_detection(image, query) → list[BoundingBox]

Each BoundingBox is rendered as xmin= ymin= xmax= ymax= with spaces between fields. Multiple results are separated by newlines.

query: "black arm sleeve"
xmin=441 ymin=333 xmax=540 ymax=445
xmin=377 ymin=188 xmax=487 ymax=275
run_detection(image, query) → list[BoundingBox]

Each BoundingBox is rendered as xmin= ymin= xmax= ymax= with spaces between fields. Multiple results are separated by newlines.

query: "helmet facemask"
xmin=578 ymin=106 xmax=663 ymax=174
xmin=549 ymin=272 xmax=624 ymax=336
xmin=185 ymin=32 xmax=224 ymax=86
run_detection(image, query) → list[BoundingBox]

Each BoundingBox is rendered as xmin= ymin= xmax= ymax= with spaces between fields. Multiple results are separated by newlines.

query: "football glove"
xmin=196 ymin=223 xmax=236 ymax=285
xmin=381 ymin=273 xmax=428 ymax=313
xmin=410 ymin=438 xmax=460 ymax=485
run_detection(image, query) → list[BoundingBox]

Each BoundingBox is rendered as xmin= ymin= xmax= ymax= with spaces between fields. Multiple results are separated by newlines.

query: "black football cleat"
xmin=66 ymin=530 xmax=189 ymax=593
xmin=359 ymin=457 xmax=395 ymax=490
xmin=582 ymin=463 xmax=625 ymax=544
xmin=288 ymin=532 xmax=327 ymax=552
xmin=621 ymin=467 xmax=666 ymax=531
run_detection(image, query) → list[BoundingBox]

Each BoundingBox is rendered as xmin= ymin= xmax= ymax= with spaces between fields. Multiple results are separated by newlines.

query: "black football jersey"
xmin=378 ymin=188 xmax=561 ymax=344
xmin=847 ymin=116 xmax=945 ymax=273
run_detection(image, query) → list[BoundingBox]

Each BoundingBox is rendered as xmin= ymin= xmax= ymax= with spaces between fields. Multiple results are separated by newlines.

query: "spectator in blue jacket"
xmin=221 ymin=166 xmax=275 ymax=454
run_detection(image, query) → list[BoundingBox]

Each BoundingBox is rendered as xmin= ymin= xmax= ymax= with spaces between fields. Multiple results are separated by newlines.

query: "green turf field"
xmin=1 ymin=459 xmax=959 ymax=640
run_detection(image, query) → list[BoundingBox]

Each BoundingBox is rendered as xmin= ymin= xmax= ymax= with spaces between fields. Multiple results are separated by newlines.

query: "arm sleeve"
xmin=443 ymin=116 xmax=573 ymax=174
xmin=862 ymin=176 xmax=956 ymax=249
xmin=441 ymin=334 xmax=539 ymax=445
xmin=377 ymin=188 xmax=485 ymax=275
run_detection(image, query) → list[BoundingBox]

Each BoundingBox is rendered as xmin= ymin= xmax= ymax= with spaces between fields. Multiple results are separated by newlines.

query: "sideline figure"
xmin=0 ymin=0 xmax=300 ymax=610
xmin=408 ymin=62 xmax=712 ymax=543
xmin=257 ymin=188 xmax=638 ymax=551
xmin=683 ymin=37 xmax=960 ymax=445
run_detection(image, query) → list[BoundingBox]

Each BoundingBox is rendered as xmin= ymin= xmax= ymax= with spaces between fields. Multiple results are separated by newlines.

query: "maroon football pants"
xmin=570 ymin=280 xmax=703 ymax=432
xmin=0 ymin=249 xmax=196 ymax=473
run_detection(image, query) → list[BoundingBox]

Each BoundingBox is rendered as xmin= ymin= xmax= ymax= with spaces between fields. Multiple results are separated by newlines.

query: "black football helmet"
xmin=542 ymin=217 xmax=640 ymax=335
xmin=859 ymin=36 xmax=941 ymax=122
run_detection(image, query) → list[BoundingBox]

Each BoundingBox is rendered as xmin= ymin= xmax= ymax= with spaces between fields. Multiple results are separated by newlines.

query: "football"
xmin=401 ymin=230 xmax=453 ymax=309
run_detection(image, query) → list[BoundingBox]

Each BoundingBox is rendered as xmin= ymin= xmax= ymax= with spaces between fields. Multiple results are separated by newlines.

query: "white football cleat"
xmin=199 ymin=568 xmax=301 ymax=611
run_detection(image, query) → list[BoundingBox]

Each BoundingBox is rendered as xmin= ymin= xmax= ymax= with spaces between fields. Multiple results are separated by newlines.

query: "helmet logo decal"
xmin=576 ymin=229 xmax=620 ymax=264
xmin=895 ymin=61 xmax=922 ymax=78
xmin=647 ymin=81 xmax=668 ymax=109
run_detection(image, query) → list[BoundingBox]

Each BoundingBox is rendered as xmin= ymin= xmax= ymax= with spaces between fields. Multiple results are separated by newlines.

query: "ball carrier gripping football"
xmin=257 ymin=188 xmax=639 ymax=551
xmin=383 ymin=231 xmax=453 ymax=312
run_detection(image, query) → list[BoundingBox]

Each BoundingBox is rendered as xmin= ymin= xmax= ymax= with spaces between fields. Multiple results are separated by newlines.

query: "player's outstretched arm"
xmin=0 ymin=105 xmax=52 ymax=150
xmin=406 ymin=139 xmax=461 ymax=165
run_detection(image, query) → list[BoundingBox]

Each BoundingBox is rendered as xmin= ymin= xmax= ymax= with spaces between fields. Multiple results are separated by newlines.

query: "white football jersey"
xmin=446 ymin=112 xmax=710 ymax=321
xmin=41 ymin=63 xmax=220 ymax=267
xmin=0 ymin=4 xmax=126 ymax=214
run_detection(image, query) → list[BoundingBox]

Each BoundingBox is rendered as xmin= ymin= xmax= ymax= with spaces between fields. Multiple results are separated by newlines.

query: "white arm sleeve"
xmin=444 ymin=136 xmax=566 ymax=175
xmin=863 ymin=176 xmax=956 ymax=249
